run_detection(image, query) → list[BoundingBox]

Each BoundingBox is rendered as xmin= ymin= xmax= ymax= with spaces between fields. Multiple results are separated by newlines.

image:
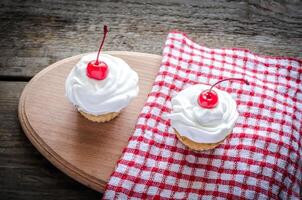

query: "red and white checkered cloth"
xmin=103 ymin=32 xmax=302 ymax=199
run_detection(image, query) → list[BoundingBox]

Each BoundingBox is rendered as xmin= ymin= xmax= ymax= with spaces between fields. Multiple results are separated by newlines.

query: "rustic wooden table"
xmin=1 ymin=0 xmax=301 ymax=199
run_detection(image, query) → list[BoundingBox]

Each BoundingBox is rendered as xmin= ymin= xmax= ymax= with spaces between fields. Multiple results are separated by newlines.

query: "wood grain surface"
xmin=0 ymin=82 xmax=100 ymax=200
xmin=1 ymin=0 xmax=301 ymax=79
xmin=0 ymin=0 xmax=301 ymax=199
xmin=18 ymin=51 xmax=161 ymax=193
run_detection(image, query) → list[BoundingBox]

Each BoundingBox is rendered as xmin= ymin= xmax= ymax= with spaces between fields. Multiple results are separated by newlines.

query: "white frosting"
xmin=65 ymin=53 xmax=139 ymax=115
xmin=169 ymin=84 xmax=238 ymax=143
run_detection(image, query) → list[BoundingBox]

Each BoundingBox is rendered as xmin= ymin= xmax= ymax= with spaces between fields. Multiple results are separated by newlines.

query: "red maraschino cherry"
xmin=198 ymin=78 xmax=249 ymax=109
xmin=87 ymin=25 xmax=109 ymax=80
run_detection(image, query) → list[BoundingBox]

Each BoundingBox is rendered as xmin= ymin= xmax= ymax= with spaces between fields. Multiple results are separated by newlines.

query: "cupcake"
xmin=65 ymin=25 xmax=139 ymax=122
xmin=169 ymin=78 xmax=248 ymax=151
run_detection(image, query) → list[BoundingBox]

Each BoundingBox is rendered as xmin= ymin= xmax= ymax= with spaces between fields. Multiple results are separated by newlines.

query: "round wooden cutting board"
xmin=18 ymin=51 xmax=162 ymax=192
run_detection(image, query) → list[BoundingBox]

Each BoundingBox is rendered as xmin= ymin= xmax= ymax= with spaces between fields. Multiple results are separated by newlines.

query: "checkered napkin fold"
xmin=104 ymin=32 xmax=302 ymax=199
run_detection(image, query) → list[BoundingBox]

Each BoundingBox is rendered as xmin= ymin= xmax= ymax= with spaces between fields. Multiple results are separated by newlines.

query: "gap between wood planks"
xmin=0 ymin=75 xmax=32 ymax=82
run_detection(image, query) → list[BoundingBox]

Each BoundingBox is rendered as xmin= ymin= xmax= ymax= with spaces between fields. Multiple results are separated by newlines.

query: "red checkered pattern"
xmin=103 ymin=32 xmax=302 ymax=199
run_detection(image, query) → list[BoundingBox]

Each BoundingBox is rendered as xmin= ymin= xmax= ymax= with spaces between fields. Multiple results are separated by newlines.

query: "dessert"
xmin=65 ymin=25 xmax=139 ymax=122
xmin=169 ymin=78 xmax=248 ymax=151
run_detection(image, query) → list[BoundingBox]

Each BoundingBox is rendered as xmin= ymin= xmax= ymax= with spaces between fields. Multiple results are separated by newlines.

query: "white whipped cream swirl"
xmin=169 ymin=84 xmax=238 ymax=143
xmin=65 ymin=53 xmax=139 ymax=115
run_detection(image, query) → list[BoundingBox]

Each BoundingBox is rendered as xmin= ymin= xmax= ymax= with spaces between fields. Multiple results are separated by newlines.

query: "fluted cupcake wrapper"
xmin=79 ymin=111 xmax=119 ymax=123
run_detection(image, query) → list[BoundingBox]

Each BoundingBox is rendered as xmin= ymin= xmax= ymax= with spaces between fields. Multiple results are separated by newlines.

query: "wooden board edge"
xmin=17 ymin=51 xmax=162 ymax=193
xmin=18 ymin=79 xmax=106 ymax=192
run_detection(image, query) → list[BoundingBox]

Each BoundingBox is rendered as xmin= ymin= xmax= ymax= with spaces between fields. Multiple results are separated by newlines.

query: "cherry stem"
xmin=208 ymin=78 xmax=249 ymax=93
xmin=95 ymin=25 xmax=109 ymax=65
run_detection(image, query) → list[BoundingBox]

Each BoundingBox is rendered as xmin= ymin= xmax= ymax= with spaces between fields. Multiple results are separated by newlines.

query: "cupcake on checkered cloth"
xmin=169 ymin=78 xmax=248 ymax=151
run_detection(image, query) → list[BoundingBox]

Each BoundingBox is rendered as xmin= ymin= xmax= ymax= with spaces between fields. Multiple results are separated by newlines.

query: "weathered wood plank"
xmin=0 ymin=0 xmax=301 ymax=78
xmin=0 ymin=82 xmax=100 ymax=199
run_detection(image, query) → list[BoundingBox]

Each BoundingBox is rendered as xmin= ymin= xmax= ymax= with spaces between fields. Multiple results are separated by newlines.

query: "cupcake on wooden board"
xmin=65 ymin=25 xmax=139 ymax=122
xmin=169 ymin=78 xmax=248 ymax=151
